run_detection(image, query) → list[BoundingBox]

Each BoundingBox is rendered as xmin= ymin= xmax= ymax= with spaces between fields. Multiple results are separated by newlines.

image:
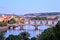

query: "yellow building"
xmin=0 ymin=17 xmax=4 ymax=22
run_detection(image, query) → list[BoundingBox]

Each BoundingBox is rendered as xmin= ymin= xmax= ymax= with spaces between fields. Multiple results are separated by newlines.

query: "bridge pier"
xmin=8 ymin=26 xmax=11 ymax=30
xmin=52 ymin=20 xmax=54 ymax=24
xmin=35 ymin=25 xmax=38 ymax=30
xmin=46 ymin=20 xmax=48 ymax=24
xmin=20 ymin=25 xmax=24 ymax=32
xmin=34 ymin=20 xmax=38 ymax=30
xmin=40 ymin=20 xmax=42 ymax=25
xmin=36 ymin=30 xmax=39 ymax=40
xmin=29 ymin=20 xmax=31 ymax=25
xmin=13 ymin=26 xmax=16 ymax=30
xmin=20 ymin=25 xmax=24 ymax=30
xmin=51 ymin=20 xmax=55 ymax=27
xmin=34 ymin=25 xmax=39 ymax=39
xmin=8 ymin=26 xmax=16 ymax=30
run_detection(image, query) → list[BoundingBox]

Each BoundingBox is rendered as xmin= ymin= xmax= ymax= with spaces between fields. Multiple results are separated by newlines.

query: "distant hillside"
xmin=24 ymin=12 xmax=60 ymax=16
xmin=0 ymin=12 xmax=60 ymax=17
xmin=40 ymin=12 xmax=60 ymax=16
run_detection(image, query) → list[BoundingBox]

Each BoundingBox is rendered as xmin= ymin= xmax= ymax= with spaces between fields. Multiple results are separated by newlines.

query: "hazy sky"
xmin=0 ymin=0 xmax=60 ymax=15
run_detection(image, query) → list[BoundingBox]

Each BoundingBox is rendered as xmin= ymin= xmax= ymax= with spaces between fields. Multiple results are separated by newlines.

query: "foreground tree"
xmin=0 ymin=31 xmax=6 ymax=40
xmin=0 ymin=33 xmax=4 ymax=40
xmin=54 ymin=21 xmax=60 ymax=40
xmin=5 ymin=35 xmax=21 ymax=40
xmin=31 ymin=37 xmax=36 ymax=40
xmin=6 ymin=32 xmax=30 ymax=40
xmin=38 ymin=28 xmax=56 ymax=40
xmin=38 ymin=21 xmax=60 ymax=40
xmin=19 ymin=32 xmax=30 ymax=40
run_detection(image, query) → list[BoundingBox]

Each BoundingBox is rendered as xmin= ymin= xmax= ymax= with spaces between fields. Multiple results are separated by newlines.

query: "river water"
xmin=4 ymin=21 xmax=58 ymax=38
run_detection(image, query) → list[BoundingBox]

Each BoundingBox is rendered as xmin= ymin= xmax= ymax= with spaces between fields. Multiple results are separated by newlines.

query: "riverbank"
xmin=0 ymin=26 xmax=8 ymax=33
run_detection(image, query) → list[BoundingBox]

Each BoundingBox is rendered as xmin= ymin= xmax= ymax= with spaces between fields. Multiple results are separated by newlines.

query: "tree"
xmin=0 ymin=31 xmax=6 ymax=40
xmin=38 ymin=28 xmax=56 ymax=40
xmin=19 ymin=32 xmax=30 ymax=40
xmin=8 ymin=18 xmax=16 ymax=24
xmin=38 ymin=21 xmax=60 ymax=40
xmin=53 ymin=21 xmax=60 ymax=40
xmin=0 ymin=33 xmax=4 ymax=40
xmin=5 ymin=35 xmax=21 ymax=40
xmin=6 ymin=32 xmax=30 ymax=40
xmin=0 ymin=22 xmax=7 ymax=27
xmin=31 ymin=37 xmax=36 ymax=40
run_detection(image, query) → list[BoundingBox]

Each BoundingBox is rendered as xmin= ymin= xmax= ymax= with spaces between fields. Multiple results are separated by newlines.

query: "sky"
xmin=0 ymin=0 xmax=60 ymax=15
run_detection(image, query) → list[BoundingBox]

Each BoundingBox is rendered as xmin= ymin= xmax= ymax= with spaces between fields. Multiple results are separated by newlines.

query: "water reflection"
xmin=23 ymin=26 xmax=35 ymax=30
xmin=4 ymin=26 xmax=50 ymax=38
xmin=4 ymin=30 xmax=20 ymax=37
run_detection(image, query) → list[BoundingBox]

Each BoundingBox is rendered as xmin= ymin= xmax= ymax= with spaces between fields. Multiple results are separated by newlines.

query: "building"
xmin=47 ymin=16 xmax=56 ymax=20
xmin=2 ymin=15 xmax=10 ymax=22
xmin=0 ymin=17 xmax=4 ymax=22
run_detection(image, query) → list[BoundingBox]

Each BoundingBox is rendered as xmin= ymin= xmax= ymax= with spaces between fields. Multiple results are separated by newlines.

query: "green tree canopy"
xmin=8 ymin=18 xmax=16 ymax=24
xmin=0 ymin=33 xmax=4 ymax=40
xmin=6 ymin=32 xmax=30 ymax=40
xmin=0 ymin=31 xmax=6 ymax=40
xmin=19 ymin=32 xmax=30 ymax=40
xmin=31 ymin=37 xmax=36 ymax=40
xmin=38 ymin=21 xmax=60 ymax=40
xmin=5 ymin=35 xmax=21 ymax=40
xmin=0 ymin=22 xmax=7 ymax=27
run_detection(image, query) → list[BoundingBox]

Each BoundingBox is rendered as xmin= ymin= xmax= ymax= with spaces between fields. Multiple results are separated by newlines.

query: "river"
xmin=4 ymin=21 xmax=58 ymax=38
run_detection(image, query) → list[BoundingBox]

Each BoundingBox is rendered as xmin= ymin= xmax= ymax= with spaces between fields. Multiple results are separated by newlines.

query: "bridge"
xmin=0 ymin=19 xmax=58 ymax=31
xmin=7 ymin=20 xmax=58 ymax=30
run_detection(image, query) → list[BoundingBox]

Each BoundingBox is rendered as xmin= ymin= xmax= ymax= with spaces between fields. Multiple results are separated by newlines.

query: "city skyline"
xmin=0 ymin=0 xmax=60 ymax=15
